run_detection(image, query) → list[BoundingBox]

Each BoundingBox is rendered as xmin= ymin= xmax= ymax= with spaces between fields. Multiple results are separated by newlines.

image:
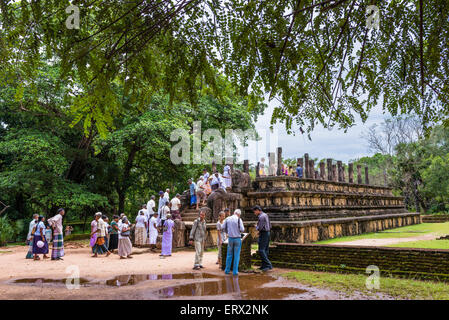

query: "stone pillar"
xmin=348 ymin=163 xmax=354 ymax=183
xmin=327 ymin=159 xmax=333 ymax=181
xmin=304 ymin=153 xmax=309 ymax=179
xmin=268 ymin=152 xmax=275 ymax=176
xmin=277 ymin=147 xmax=282 ymax=176
xmin=243 ymin=160 xmax=249 ymax=174
xmin=342 ymin=164 xmax=346 ymax=182
xmin=319 ymin=162 xmax=326 ymax=180
xmin=332 ymin=164 xmax=337 ymax=181
xmin=314 ymin=170 xmax=319 ymax=179
xmin=309 ymin=160 xmax=315 ymax=179
xmin=357 ymin=165 xmax=362 ymax=184
xmin=365 ymin=166 xmax=369 ymax=185
xmin=337 ymin=161 xmax=343 ymax=182
xmin=256 ymin=162 xmax=260 ymax=178
xmin=172 ymin=219 xmax=185 ymax=248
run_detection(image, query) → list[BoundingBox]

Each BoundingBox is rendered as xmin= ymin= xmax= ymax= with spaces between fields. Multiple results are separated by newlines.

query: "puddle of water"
xmin=11 ymin=273 xmax=310 ymax=299
xmin=13 ymin=278 xmax=91 ymax=286
xmin=11 ymin=273 xmax=217 ymax=288
xmin=156 ymin=274 xmax=308 ymax=300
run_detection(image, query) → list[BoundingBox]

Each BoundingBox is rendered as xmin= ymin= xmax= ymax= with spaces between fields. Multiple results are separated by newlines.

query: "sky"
xmin=251 ymin=99 xmax=387 ymax=164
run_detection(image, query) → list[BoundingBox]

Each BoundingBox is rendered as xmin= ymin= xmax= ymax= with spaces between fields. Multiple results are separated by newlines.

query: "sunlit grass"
xmin=283 ymin=270 xmax=449 ymax=300
xmin=315 ymin=223 xmax=449 ymax=244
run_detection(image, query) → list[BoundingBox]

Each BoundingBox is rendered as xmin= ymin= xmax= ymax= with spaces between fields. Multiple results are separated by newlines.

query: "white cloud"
xmin=253 ymin=99 xmax=387 ymax=164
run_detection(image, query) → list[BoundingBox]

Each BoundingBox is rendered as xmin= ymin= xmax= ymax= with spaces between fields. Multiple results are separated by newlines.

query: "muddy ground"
xmin=0 ymin=243 xmax=393 ymax=300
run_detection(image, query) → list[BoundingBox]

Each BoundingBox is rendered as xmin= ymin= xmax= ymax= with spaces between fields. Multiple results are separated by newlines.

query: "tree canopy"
xmin=1 ymin=0 xmax=448 ymax=137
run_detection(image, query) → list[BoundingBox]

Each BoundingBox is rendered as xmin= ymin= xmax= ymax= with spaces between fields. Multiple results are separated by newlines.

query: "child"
xmin=65 ymin=225 xmax=73 ymax=236
xmin=45 ymin=224 xmax=52 ymax=244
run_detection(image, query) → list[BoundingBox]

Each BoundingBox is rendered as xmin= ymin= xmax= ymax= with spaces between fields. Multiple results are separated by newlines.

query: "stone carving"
xmin=231 ymin=169 xmax=251 ymax=192
xmin=172 ymin=219 xmax=186 ymax=248
xmin=206 ymin=188 xmax=241 ymax=222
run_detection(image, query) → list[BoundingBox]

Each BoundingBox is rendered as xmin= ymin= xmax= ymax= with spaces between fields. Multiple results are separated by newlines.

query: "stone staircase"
xmin=181 ymin=208 xmax=199 ymax=222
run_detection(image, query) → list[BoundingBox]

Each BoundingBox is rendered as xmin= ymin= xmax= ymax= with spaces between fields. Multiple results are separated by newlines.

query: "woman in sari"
xmin=32 ymin=215 xmax=49 ymax=260
xmin=160 ymin=214 xmax=175 ymax=257
xmin=90 ymin=212 xmax=110 ymax=257
xmin=118 ymin=217 xmax=133 ymax=259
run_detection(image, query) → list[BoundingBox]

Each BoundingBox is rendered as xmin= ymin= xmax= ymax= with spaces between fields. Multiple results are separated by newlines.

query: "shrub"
xmin=0 ymin=216 xmax=15 ymax=246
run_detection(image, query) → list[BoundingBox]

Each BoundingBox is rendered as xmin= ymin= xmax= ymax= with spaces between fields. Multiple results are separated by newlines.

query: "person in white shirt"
xmin=211 ymin=171 xmax=226 ymax=191
xmin=164 ymin=189 xmax=170 ymax=202
xmin=159 ymin=202 xmax=170 ymax=231
xmin=202 ymin=168 xmax=210 ymax=183
xmin=118 ymin=213 xmax=125 ymax=229
xmin=148 ymin=213 xmax=159 ymax=251
xmin=170 ymin=194 xmax=182 ymax=220
xmin=223 ymin=164 xmax=232 ymax=188
xmin=134 ymin=210 xmax=147 ymax=246
xmin=118 ymin=217 xmax=133 ymax=259
xmin=147 ymin=196 xmax=156 ymax=216
xmin=197 ymin=177 xmax=207 ymax=206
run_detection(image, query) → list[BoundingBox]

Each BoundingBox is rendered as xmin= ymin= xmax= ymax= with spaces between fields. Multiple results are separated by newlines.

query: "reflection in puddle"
xmin=11 ymin=273 xmax=217 ymax=287
xmin=105 ymin=273 xmax=216 ymax=287
xmin=157 ymin=274 xmax=308 ymax=300
xmin=11 ymin=273 xmax=309 ymax=299
xmin=13 ymin=278 xmax=91 ymax=286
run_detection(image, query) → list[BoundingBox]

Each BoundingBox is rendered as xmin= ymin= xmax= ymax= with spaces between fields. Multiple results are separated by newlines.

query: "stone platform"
xmin=180 ymin=152 xmax=419 ymax=245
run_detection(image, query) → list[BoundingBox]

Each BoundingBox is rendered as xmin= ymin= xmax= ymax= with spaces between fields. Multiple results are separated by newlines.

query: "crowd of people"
xmin=25 ymin=168 xmax=273 ymax=276
xmin=258 ymin=158 xmax=304 ymax=178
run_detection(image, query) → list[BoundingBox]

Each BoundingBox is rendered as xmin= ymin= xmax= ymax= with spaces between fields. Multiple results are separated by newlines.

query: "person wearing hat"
xmin=32 ymin=215 xmax=49 ymax=260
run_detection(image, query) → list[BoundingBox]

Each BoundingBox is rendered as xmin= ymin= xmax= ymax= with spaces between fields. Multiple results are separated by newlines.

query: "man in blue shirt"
xmin=253 ymin=205 xmax=273 ymax=272
xmin=188 ymin=178 xmax=198 ymax=209
xmin=296 ymin=164 xmax=303 ymax=178
xmin=222 ymin=209 xmax=245 ymax=275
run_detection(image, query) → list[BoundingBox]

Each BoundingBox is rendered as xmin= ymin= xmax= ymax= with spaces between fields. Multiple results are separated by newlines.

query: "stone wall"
xmin=421 ymin=214 xmax=449 ymax=223
xmin=242 ymin=176 xmax=407 ymax=222
xmin=252 ymin=243 xmax=449 ymax=282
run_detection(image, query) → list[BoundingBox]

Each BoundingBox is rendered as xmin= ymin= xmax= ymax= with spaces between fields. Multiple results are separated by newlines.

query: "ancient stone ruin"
xmin=180 ymin=149 xmax=420 ymax=245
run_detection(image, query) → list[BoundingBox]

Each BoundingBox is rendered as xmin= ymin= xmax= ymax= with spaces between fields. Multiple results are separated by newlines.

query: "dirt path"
xmin=332 ymin=234 xmax=437 ymax=246
xmin=0 ymin=244 xmax=393 ymax=300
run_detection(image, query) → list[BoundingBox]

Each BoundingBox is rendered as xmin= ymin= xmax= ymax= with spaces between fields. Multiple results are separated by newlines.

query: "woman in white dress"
xmin=118 ymin=217 xmax=133 ymax=259
xmin=223 ymin=164 xmax=232 ymax=188
xmin=148 ymin=212 xmax=159 ymax=252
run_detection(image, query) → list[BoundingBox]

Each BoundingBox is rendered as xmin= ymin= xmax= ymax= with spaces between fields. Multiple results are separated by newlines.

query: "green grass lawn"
xmin=283 ymin=270 xmax=449 ymax=300
xmin=388 ymin=239 xmax=449 ymax=249
xmin=315 ymin=223 xmax=449 ymax=245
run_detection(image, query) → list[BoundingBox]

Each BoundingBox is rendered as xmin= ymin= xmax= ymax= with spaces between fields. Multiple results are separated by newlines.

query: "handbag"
xmin=121 ymin=227 xmax=130 ymax=237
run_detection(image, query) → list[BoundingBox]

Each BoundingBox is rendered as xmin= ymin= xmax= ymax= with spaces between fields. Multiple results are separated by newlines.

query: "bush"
xmin=0 ymin=216 xmax=15 ymax=246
